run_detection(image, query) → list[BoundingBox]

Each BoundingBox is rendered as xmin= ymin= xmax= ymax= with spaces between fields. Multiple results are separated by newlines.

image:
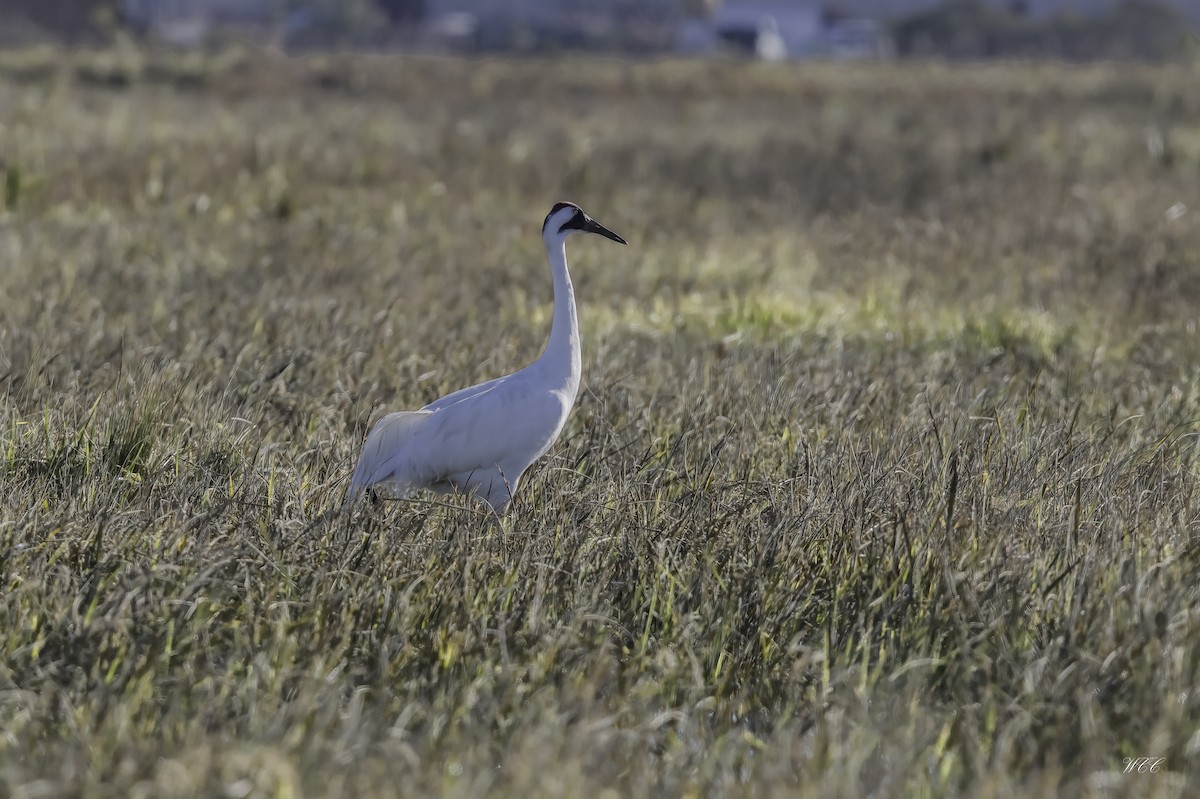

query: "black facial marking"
xmin=560 ymin=209 xmax=588 ymax=234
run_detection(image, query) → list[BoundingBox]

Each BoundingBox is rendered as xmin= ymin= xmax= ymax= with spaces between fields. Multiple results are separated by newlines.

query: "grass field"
xmin=1 ymin=47 xmax=1199 ymax=797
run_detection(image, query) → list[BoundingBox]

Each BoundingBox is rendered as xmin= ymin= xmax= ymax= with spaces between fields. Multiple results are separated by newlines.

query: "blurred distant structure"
xmin=419 ymin=0 xmax=1197 ymax=59
xmin=117 ymin=0 xmax=274 ymax=47
xmin=113 ymin=0 xmax=391 ymax=47
xmin=419 ymin=0 xmax=682 ymax=54
xmin=419 ymin=0 xmax=892 ymax=56
xmin=675 ymin=1 xmax=890 ymax=58
xmin=0 ymin=0 xmax=1196 ymax=60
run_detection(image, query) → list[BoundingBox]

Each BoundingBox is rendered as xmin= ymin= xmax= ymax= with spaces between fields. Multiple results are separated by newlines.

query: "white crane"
xmin=345 ymin=201 xmax=627 ymax=513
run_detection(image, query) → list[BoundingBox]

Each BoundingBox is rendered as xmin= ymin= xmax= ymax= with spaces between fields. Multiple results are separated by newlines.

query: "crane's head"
xmin=542 ymin=202 xmax=627 ymax=247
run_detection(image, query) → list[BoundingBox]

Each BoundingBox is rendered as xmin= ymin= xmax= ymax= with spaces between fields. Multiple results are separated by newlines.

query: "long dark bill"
xmin=583 ymin=217 xmax=627 ymax=245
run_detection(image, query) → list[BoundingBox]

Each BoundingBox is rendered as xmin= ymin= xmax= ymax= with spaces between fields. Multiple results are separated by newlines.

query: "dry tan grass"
xmin=1 ymin=48 xmax=1199 ymax=797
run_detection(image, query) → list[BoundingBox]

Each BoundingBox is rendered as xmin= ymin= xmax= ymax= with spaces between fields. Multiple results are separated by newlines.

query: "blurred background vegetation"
xmin=892 ymin=0 xmax=1199 ymax=61
xmin=0 ymin=0 xmax=1198 ymax=61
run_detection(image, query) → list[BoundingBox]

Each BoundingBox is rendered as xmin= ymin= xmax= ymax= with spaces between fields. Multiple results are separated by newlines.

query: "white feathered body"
xmin=347 ymin=361 xmax=579 ymax=511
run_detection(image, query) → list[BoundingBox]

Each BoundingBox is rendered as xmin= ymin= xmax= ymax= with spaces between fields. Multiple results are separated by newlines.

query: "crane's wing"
xmin=345 ymin=410 xmax=434 ymax=505
xmin=421 ymin=374 xmax=510 ymax=412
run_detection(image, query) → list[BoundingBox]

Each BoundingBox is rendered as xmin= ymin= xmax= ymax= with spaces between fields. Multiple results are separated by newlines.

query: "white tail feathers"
xmin=344 ymin=410 xmax=434 ymax=506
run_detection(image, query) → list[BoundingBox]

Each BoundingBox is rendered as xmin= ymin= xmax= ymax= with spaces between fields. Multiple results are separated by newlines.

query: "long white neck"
xmin=538 ymin=238 xmax=581 ymax=396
